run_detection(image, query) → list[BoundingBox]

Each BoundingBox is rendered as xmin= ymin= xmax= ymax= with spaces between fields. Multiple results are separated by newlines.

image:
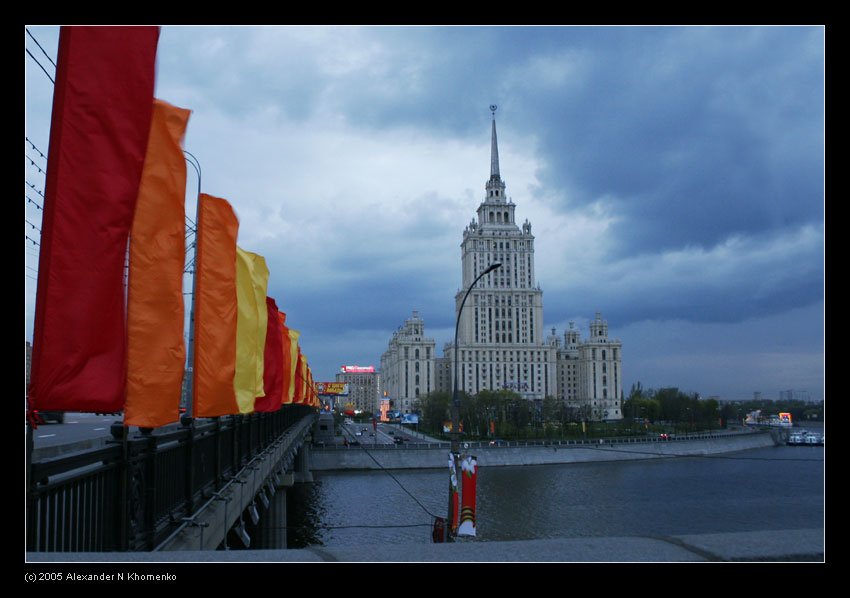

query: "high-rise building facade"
xmin=380 ymin=310 xmax=436 ymax=413
xmin=381 ymin=108 xmax=623 ymax=421
xmin=336 ymin=366 xmax=381 ymax=415
xmin=554 ymin=314 xmax=623 ymax=421
xmin=446 ymin=110 xmax=556 ymax=399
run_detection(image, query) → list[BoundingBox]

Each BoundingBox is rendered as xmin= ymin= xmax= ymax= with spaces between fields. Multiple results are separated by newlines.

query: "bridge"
xmin=27 ymin=406 xmax=317 ymax=552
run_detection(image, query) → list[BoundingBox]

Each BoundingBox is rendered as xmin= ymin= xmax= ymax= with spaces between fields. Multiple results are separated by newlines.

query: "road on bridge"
xmin=31 ymin=412 xmax=184 ymax=450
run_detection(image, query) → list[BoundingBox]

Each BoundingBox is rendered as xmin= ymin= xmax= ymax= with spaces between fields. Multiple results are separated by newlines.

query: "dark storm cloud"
xmin=503 ymin=26 xmax=824 ymax=255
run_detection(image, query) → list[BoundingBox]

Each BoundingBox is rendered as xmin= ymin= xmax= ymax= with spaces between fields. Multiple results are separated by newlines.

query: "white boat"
xmin=787 ymin=429 xmax=823 ymax=446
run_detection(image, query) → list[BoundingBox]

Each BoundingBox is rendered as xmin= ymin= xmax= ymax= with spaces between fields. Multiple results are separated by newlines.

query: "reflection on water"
xmin=292 ymin=445 xmax=823 ymax=548
xmin=287 ymin=480 xmax=328 ymax=548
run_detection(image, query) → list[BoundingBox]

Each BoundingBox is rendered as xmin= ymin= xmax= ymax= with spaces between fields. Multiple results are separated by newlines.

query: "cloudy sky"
xmin=24 ymin=25 xmax=825 ymax=402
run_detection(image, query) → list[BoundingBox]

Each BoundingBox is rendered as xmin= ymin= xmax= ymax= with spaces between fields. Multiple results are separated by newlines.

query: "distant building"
xmin=753 ymin=391 xmax=763 ymax=401
xmin=382 ymin=108 xmax=624 ymax=421
xmin=554 ymin=315 xmax=623 ymax=422
xmin=380 ymin=311 xmax=436 ymax=413
xmin=779 ymin=389 xmax=811 ymax=403
xmin=336 ymin=365 xmax=381 ymax=415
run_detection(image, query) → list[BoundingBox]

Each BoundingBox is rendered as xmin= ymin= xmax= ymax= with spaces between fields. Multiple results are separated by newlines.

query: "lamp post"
xmin=182 ymin=150 xmax=201 ymax=424
xmin=446 ymin=261 xmax=501 ymax=541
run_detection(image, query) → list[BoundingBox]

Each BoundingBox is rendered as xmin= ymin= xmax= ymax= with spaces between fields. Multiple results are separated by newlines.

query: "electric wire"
xmin=25 ymin=47 xmax=54 ymax=84
xmin=26 ymin=195 xmax=43 ymax=210
xmin=25 ymin=28 xmax=56 ymax=68
xmin=25 ymin=219 xmax=41 ymax=232
xmin=25 ymin=137 xmax=48 ymax=161
xmin=26 ymin=181 xmax=45 ymax=198
xmin=347 ymin=436 xmax=441 ymax=520
xmin=26 ymin=154 xmax=46 ymax=174
xmin=25 ymin=235 xmax=40 ymax=246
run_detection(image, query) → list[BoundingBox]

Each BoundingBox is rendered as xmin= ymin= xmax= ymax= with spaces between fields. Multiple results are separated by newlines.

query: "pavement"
xmin=26 ymin=528 xmax=823 ymax=562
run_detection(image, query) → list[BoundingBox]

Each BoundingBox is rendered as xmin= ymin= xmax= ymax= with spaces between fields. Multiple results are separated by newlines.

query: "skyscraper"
xmin=383 ymin=107 xmax=623 ymax=421
xmin=447 ymin=106 xmax=554 ymax=399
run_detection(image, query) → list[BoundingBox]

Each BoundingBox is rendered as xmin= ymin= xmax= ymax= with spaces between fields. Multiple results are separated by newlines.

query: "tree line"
xmin=411 ymin=382 xmax=823 ymax=441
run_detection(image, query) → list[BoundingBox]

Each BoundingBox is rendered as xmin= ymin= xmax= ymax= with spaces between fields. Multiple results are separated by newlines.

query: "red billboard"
xmin=340 ymin=365 xmax=375 ymax=373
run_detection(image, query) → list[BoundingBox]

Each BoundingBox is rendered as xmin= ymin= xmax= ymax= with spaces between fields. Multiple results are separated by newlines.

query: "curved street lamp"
xmin=446 ymin=261 xmax=501 ymax=540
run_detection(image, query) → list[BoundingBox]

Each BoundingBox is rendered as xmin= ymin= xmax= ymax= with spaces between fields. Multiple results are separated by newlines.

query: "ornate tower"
xmin=449 ymin=106 xmax=554 ymax=399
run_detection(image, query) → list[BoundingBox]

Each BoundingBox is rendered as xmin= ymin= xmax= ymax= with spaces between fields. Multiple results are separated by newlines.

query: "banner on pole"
xmin=457 ymin=455 xmax=478 ymax=536
xmin=448 ymin=452 xmax=459 ymax=536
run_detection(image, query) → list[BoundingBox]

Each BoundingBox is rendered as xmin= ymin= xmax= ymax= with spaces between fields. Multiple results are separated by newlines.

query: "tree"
xmin=417 ymin=391 xmax=451 ymax=434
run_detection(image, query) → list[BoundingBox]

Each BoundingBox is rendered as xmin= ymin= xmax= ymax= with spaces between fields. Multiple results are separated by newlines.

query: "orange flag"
xmin=294 ymin=349 xmax=305 ymax=404
xmin=278 ymin=311 xmax=293 ymax=405
xmin=193 ymin=194 xmax=239 ymax=417
xmin=124 ymin=99 xmax=190 ymax=428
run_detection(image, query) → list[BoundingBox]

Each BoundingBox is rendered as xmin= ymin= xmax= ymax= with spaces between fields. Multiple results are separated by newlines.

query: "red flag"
xmin=28 ymin=26 xmax=159 ymax=415
xmin=255 ymin=297 xmax=283 ymax=412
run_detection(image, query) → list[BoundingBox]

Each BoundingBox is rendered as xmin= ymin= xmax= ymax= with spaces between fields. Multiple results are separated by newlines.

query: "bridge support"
xmin=293 ymin=444 xmax=314 ymax=483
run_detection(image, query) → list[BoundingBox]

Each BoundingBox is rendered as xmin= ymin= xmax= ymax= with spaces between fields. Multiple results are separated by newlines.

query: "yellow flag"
xmin=234 ymin=246 xmax=269 ymax=414
xmin=285 ymin=328 xmax=300 ymax=404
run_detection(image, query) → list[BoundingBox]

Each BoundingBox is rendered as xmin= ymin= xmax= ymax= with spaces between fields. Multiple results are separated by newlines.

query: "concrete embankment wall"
xmin=311 ymin=431 xmax=778 ymax=471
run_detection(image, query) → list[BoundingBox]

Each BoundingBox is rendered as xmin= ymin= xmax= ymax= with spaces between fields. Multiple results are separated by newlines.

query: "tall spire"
xmin=484 ymin=104 xmax=507 ymax=204
xmin=489 ymin=104 xmax=500 ymax=180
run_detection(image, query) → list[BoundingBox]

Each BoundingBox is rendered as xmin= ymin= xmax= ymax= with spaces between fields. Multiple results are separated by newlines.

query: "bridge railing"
xmin=315 ymin=429 xmax=768 ymax=451
xmin=27 ymin=405 xmax=315 ymax=552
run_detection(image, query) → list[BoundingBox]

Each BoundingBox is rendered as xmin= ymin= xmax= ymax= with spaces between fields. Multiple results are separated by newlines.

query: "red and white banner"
xmin=457 ymin=455 xmax=478 ymax=536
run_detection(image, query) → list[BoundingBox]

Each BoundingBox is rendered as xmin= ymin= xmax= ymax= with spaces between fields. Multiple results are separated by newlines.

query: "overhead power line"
xmin=26 ymin=181 xmax=45 ymax=199
xmin=25 ymin=48 xmax=55 ymax=84
xmin=26 ymin=195 xmax=43 ymax=210
xmin=26 ymin=154 xmax=46 ymax=175
xmin=25 ymin=28 xmax=56 ymax=68
xmin=25 ymin=137 xmax=48 ymax=161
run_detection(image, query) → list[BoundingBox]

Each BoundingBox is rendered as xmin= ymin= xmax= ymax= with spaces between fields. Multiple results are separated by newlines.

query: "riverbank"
xmin=311 ymin=429 xmax=780 ymax=471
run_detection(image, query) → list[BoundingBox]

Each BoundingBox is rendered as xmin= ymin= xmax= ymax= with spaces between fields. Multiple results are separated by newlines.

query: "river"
xmin=281 ymin=443 xmax=824 ymax=548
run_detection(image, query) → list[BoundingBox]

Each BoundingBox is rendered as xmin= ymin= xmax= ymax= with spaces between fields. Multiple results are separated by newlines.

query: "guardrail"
xmin=27 ymin=405 xmax=315 ymax=552
xmin=315 ymin=430 xmax=766 ymax=451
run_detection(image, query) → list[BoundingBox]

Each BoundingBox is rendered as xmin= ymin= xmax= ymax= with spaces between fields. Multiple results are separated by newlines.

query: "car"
xmin=388 ymin=430 xmax=395 ymax=435
xmin=394 ymin=437 xmax=404 ymax=444
xmin=355 ymin=431 xmax=362 ymax=436
xmin=658 ymin=433 xmax=669 ymax=440
xmin=34 ymin=410 xmax=64 ymax=424
xmin=488 ymin=439 xmax=507 ymax=446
